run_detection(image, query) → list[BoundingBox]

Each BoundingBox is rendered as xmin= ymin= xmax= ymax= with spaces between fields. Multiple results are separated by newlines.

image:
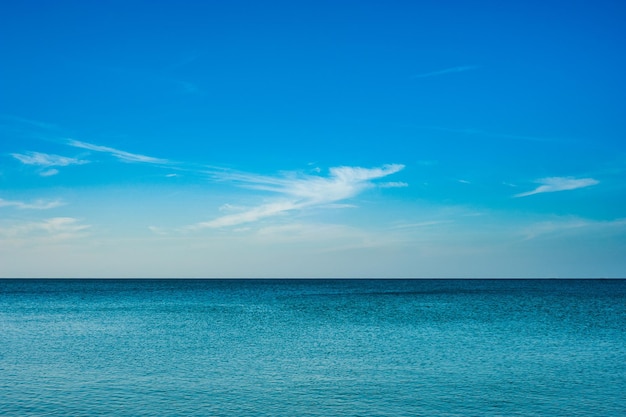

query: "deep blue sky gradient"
xmin=1 ymin=1 xmax=625 ymax=277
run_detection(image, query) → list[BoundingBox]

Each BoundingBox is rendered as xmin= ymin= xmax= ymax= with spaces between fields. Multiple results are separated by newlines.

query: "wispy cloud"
xmin=379 ymin=181 xmax=408 ymax=188
xmin=515 ymin=177 xmax=599 ymax=197
xmin=412 ymin=65 xmax=479 ymax=79
xmin=187 ymin=164 xmax=405 ymax=229
xmin=0 ymin=217 xmax=90 ymax=240
xmin=11 ymin=151 xmax=89 ymax=167
xmin=521 ymin=217 xmax=626 ymax=240
xmin=10 ymin=151 xmax=89 ymax=176
xmin=193 ymin=201 xmax=299 ymax=229
xmin=0 ymin=198 xmax=64 ymax=210
xmin=40 ymin=169 xmax=60 ymax=177
xmin=391 ymin=220 xmax=453 ymax=229
xmin=67 ymin=139 xmax=168 ymax=164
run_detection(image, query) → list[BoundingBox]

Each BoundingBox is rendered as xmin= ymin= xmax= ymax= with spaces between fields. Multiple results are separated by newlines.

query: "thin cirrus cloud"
xmin=187 ymin=164 xmax=405 ymax=229
xmin=412 ymin=65 xmax=479 ymax=79
xmin=0 ymin=198 xmax=64 ymax=210
xmin=515 ymin=177 xmax=599 ymax=197
xmin=0 ymin=217 xmax=90 ymax=240
xmin=67 ymin=139 xmax=169 ymax=164
xmin=521 ymin=217 xmax=626 ymax=240
xmin=11 ymin=151 xmax=89 ymax=167
xmin=10 ymin=151 xmax=89 ymax=176
xmin=379 ymin=181 xmax=409 ymax=188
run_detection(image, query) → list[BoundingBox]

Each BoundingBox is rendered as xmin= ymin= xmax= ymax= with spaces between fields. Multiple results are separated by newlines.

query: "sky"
xmin=1 ymin=0 xmax=625 ymax=278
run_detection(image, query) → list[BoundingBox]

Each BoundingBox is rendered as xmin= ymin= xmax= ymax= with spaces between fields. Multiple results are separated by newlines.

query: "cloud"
xmin=391 ymin=220 xmax=454 ymax=229
xmin=412 ymin=65 xmax=479 ymax=79
xmin=521 ymin=217 xmax=626 ymax=240
xmin=0 ymin=198 xmax=65 ymax=210
xmin=379 ymin=181 xmax=409 ymax=188
xmin=252 ymin=222 xmax=396 ymax=251
xmin=232 ymin=164 xmax=404 ymax=199
xmin=40 ymin=169 xmax=60 ymax=177
xmin=11 ymin=151 xmax=89 ymax=168
xmin=11 ymin=151 xmax=89 ymax=176
xmin=67 ymin=139 xmax=168 ymax=164
xmin=148 ymin=225 xmax=168 ymax=236
xmin=515 ymin=177 xmax=599 ymax=197
xmin=193 ymin=200 xmax=299 ymax=229
xmin=0 ymin=217 xmax=90 ymax=240
xmin=188 ymin=164 xmax=405 ymax=229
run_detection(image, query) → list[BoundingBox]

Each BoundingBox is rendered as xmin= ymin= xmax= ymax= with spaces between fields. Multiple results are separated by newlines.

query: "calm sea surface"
xmin=1 ymin=279 xmax=624 ymax=416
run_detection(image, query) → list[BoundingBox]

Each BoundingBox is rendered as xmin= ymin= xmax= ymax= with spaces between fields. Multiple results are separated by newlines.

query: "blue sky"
xmin=1 ymin=0 xmax=625 ymax=277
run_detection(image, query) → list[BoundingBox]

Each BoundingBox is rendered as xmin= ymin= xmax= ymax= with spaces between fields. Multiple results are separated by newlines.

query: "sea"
xmin=0 ymin=279 xmax=624 ymax=416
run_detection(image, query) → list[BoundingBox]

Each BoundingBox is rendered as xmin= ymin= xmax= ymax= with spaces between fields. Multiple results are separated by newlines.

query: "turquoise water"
xmin=1 ymin=279 xmax=624 ymax=416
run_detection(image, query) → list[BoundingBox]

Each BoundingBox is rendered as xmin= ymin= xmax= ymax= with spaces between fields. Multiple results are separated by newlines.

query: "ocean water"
xmin=0 ymin=279 xmax=624 ymax=416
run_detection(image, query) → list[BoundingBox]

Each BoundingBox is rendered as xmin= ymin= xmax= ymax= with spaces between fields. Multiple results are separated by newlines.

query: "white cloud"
xmin=520 ymin=217 xmax=626 ymax=240
xmin=67 ymin=139 xmax=168 ymax=164
xmin=11 ymin=151 xmax=89 ymax=168
xmin=40 ymin=169 xmax=60 ymax=177
xmin=189 ymin=164 xmax=405 ymax=229
xmin=232 ymin=164 xmax=403 ymax=200
xmin=391 ymin=220 xmax=453 ymax=229
xmin=0 ymin=217 xmax=90 ymax=240
xmin=0 ymin=198 xmax=64 ymax=210
xmin=192 ymin=200 xmax=299 ymax=229
xmin=515 ymin=177 xmax=599 ymax=197
xmin=318 ymin=203 xmax=357 ymax=209
xmin=148 ymin=226 xmax=168 ymax=235
xmin=218 ymin=203 xmax=246 ymax=212
xmin=379 ymin=181 xmax=409 ymax=188
xmin=412 ymin=65 xmax=479 ymax=79
xmin=252 ymin=222 xmax=386 ymax=247
xmin=38 ymin=217 xmax=90 ymax=234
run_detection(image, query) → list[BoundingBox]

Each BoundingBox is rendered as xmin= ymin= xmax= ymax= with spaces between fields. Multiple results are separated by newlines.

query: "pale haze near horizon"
xmin=1 ymin=1 xmax=625 ymax=278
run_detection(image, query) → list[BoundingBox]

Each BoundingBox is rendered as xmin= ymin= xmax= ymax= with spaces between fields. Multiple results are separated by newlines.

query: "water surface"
xmin=1 ymin=279 xmax=624 ymax=416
